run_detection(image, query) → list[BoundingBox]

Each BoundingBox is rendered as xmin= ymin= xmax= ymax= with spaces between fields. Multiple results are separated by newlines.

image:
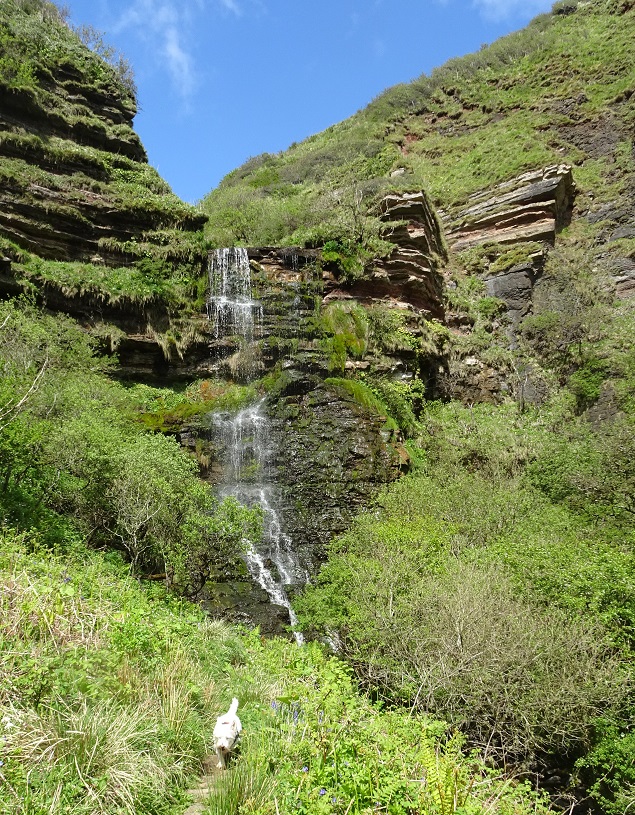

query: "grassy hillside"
xmin=201 ymin=0 xmax=633 ymax=259
xmin=1 ymin=527 xmax=557 ymax=815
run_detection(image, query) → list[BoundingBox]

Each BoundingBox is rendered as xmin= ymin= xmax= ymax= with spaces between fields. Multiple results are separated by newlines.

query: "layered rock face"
xmin=323 ymin=191 xmax=446 ymax=319
xmin=484 ymin=254 xmax=545 ymax=330
xmin=0 ymin=5 xmax=205 ymax=268
xmin=441 ymin=165 xmax=575 ymax=251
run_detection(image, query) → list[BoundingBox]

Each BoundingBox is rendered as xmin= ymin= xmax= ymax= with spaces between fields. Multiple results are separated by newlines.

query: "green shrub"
xmin=318 ymin=302 xmax=369 ymax=372
xmin=567 ymin=356 xmax=608 ymax=410
xmin=362 ymin=377 xmax=422 ymax=438
xmin=298 ymin=532 xmax=623 ymax=762
xmin=575 ymin=721 xmax=635 ymax=815
xmin=325 ymin=377 xmax=398 ymax=433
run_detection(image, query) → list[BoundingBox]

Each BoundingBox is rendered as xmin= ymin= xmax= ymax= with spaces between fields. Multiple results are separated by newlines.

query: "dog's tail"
xmin=228 ymin=697 xmax=239 ymax=716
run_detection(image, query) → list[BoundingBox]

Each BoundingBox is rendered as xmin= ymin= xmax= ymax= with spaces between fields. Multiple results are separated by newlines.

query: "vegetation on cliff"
xmin=0 ymin=0 xmax=209 ymax=316
xmin=1 ymin=0 xmax=635 ymax=812
xmin=201 ymin=0 xmax=633 ymax=263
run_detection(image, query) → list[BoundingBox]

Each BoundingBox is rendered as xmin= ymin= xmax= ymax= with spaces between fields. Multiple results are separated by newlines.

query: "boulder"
xmin=485 ymin=260 xmax=541 ymax=328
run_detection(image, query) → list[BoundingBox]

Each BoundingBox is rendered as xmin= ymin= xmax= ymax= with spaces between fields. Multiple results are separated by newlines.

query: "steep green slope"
xmin=202 ymin=0 xmax=633 ymax=257
xmin=0 ymin=0 xmax=208 ymax=313
xmin=1 ymin=527 xmax=555 ymax=815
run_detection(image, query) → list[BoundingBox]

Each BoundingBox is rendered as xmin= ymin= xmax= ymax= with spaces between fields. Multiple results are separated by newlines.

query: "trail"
xmin=182 ymin=756 xmax=222 ymax=815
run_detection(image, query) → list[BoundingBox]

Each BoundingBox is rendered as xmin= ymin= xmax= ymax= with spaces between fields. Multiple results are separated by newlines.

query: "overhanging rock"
xmin=441 ymin=165 xmax=575 ymax=251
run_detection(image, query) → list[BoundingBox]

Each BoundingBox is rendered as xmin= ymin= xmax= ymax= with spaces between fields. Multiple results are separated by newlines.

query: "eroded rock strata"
xmin=441 ymin=165 xmax=575 ymax=251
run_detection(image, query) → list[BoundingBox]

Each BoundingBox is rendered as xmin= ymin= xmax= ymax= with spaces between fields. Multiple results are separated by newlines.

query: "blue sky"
xmin=66 ymin=0 xmax=554 ymax=204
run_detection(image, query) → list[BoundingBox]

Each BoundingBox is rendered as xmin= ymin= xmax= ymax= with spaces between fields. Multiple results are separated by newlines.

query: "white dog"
xmin=212 ymin=697 xmax=242 ymax=769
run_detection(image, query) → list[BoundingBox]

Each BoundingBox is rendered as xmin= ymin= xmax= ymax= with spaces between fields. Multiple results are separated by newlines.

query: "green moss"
xmin=129 ymin=380 xmax=258 ymax=432
xmin=325 ymin=377 xmax=399 ymax=433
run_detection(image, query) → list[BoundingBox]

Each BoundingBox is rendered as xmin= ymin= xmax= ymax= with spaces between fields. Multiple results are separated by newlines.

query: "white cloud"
xmin=218 ymin=0 xmax=242 ymax=15
xmin=472 ymin=0 xmax=552 ymax=21
xmin=110 ymin=0 xmax=264 ymax=101
xmin=163 ymin=25 xmax=195 ymax=97
xmin=113 ymin=0 xmax=196 ymax=99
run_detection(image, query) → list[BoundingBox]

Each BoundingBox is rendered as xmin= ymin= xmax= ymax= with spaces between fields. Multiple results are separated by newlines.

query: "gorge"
xmin=1 ymin=1 xmax=634 ymax=813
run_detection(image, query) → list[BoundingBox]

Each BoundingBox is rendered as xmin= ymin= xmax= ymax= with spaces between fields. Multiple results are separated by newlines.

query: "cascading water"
xmin=210 ymin=400 xmax=306 ymax=643
xmin=206 ymin=248 xmax=305 ymax=644
xmin=207 ymin=247 xmax=263 ymax=340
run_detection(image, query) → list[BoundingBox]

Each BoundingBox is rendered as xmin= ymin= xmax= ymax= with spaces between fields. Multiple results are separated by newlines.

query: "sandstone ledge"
xmin=441 ymin=165 xmax=575 ymax=251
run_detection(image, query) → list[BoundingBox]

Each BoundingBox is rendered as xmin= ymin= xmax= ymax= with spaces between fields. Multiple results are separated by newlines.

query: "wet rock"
xmin=265 ymin=378 xmax=403 ymax=563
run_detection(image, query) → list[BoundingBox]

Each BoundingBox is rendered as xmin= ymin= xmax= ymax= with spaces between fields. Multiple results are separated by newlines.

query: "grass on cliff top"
xmin=201 ymin=0 xmax=634 ymax=249
xmin=0 ymin=526 xmax=555 ymax=815
xmin=0 ymin=0 xmax=135 ymax=109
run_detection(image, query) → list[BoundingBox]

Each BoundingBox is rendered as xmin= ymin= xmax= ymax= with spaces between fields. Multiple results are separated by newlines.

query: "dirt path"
xmin=182 ymin=757 xmax=222 ymax=815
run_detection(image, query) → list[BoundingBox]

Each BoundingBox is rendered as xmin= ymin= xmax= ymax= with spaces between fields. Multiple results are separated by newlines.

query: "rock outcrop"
xmin=485 ymin=257 xmax=543 ymax=330
xmin=0 ymin=7 xmax=205 ymax=268
xmin=441 ymin=165 xmax=575 ymax=251
xmin=323 ymin=191 xmax=446 ymax=319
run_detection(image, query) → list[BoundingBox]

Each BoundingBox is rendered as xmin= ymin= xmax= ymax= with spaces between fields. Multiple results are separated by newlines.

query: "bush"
xmin=299 ymin=541 xmax=624 ymax=762
xmin=0 ymin=300 xmax=259 ymax=589
xmin=576 ymin=721 xmax=635 ymax=815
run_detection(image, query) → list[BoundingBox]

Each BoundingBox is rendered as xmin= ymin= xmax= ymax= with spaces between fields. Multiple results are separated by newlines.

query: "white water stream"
xmin=211 ymin=401 xmax=306 ymax=644
xmin=207 ymin=249 xmax=305 ymax=644
xmin=207 ymin=247 xmax=263 ymax=340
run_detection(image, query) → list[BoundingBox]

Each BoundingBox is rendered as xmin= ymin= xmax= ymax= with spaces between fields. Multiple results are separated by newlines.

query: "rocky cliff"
xmin=0 ymin=0 xmax=207 ymax=314
xmin=2 ymin=0 xmax=634 ymax=633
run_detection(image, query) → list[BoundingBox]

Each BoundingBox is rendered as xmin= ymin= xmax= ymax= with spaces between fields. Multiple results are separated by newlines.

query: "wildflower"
xmin=302 ymin=766 xmax=309 ymax=772
xmin=319 ymin=788 xmax=326 ymax=796
xmin=271 ymin=701 xmax=278 ymax=711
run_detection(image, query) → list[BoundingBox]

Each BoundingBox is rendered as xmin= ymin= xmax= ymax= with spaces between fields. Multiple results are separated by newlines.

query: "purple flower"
xmin=302 ymin=766 xmax=309 ymax=772
xmin=271 ymin=701 xmax=278 ymax=710
xmin=319 ymin=788 xmax=326 ymax=796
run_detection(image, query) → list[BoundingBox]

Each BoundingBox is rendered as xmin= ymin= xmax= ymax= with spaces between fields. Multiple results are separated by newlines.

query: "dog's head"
xmin=215 ymin=734 xmax=233 ymax=751
xmin=214 ymin=718 xmax=239 ymax=751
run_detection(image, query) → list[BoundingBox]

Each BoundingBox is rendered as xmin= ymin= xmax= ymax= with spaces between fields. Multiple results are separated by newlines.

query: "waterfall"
xmin=207 ymin=247 xmax=263 ymax=340
xmin=210 ymin=400 xmax=306 ymax=645
xmin=206 ymin=248 xmax=305 ymax=644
